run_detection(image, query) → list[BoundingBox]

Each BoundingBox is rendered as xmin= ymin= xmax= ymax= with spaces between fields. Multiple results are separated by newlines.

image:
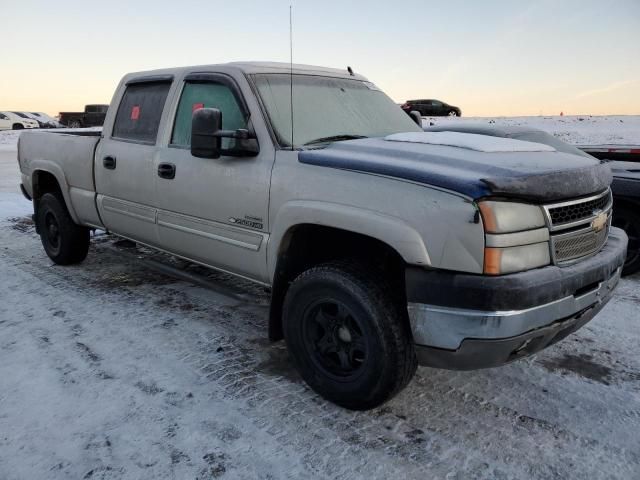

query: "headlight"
xmin=478 ymin=200 xmax=545 ymax=233
xmin=478 ymin=200 xmax=550 ymax=275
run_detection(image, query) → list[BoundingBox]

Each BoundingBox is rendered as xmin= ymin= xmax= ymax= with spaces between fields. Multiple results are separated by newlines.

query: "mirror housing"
xmin=409 ymin=110 xmax=422 ymax=126
xmin=191 ymin=107 xmax=260 ymax=159
xmin=191 ymin=108 xmax=222 ymax=159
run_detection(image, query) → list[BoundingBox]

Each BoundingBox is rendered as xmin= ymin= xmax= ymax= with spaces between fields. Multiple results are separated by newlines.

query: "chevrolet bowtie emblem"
xmin=591 ymin=211 xmax=608 ymax=232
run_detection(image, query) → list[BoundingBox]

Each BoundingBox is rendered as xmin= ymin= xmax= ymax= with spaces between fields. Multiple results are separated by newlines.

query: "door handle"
xmin=157 ymin=162 xmax=176 ymax=179
xmin=103 ymin=156 xmax=116 ymax=170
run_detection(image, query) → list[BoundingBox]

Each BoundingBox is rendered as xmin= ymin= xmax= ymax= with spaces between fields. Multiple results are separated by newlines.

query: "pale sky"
xmin=1 ymin=0 xmax=639 ymax=117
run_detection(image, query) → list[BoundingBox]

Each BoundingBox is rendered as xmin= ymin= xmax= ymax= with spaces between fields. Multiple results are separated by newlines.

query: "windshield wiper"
xmin=303 ymin=134 xmax=368 ymax=146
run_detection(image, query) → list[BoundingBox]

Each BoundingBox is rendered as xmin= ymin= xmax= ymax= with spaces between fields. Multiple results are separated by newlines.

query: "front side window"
xmin=252 ymin=74 xmax=421 ymax=148
xmin=112 ymin=82 xmax=171 ymax=143
xmin=171 ymin=82 xmax=247 ymax=148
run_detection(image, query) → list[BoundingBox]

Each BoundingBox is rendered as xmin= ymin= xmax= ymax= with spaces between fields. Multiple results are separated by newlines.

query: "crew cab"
xmin=17 ymin=62 xmax=627 ymax=409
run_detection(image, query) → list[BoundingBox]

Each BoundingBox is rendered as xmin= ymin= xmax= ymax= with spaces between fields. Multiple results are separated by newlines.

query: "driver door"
xmin=154 ymin=73 xmax=274 ymax=282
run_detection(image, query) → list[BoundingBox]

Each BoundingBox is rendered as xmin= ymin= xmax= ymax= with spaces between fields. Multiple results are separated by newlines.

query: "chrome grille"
xmin=546 ymin=190 xmax=612 ymax=229
xmin=544 ymin=189 xmax=612 ymax=265
xmin=552 ymin=224 xmax=609 ymax=263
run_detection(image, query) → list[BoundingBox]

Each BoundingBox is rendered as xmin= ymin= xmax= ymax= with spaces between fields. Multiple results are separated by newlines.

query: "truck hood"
xmin=298 ymin=132 xmax=611 ymax=202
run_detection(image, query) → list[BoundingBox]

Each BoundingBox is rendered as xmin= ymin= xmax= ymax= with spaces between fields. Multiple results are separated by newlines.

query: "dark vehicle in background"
xmin=401 ymin=99 xmax=461 ymax=117
xmin=606 ymin=162 xmax=640 ymax=275
xmin=579 ymin=146 xmax=640 ymax=276
xmin=59 ymin=104 xmax=108 ymax=128
xmin=425 ymin=123 xmax=639 ymax=275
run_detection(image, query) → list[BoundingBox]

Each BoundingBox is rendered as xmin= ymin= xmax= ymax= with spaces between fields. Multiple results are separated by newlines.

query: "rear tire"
xmin=612 ymin=206 xmax=640 ymax=275
xmin=283 ymin=261 xmax=417 ymax=410
xmin=35 ymin=192 xmax=90 ymax=265
xmin=68 ymin=120 xmax=82 ymax=128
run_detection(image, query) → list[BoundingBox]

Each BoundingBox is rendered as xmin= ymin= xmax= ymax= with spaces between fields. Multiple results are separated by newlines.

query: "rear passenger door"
xmin=95 ymin=78 xmax=173 ymax=247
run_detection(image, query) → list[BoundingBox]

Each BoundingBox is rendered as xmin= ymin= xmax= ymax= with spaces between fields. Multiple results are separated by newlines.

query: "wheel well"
xmin=268 ymin=224 xmax=407 ymax=341
xmin=32 ymin=170 xmax=62 ymax=201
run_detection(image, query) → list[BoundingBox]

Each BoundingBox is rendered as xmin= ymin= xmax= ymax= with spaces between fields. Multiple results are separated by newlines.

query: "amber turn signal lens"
xmin=478 ymin=202 xmax=498 ymax=233
xmin=483 ymin=248 xmax=502 ymax=275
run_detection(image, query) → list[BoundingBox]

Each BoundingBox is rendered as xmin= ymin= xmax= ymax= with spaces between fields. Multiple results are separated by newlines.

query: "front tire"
xmin=447 ymin=110 xmax=458 ymax=117
xmin=612 ymin=206 xmax=640 ymax=275
xmin=12 ymin=123 xmax=24 ymax=130
xmin=35 ymin=192 xmax=90 ymax=265
xmin=283 ymin=261 xmax=417 ymax=410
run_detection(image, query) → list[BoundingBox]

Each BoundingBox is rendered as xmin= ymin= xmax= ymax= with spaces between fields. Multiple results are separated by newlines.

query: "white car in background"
xmin=0 ymin=111 xmax=39 ymax=130
xmin=0 ymin=112 xmax=12 ymax=130
xmin=25 ymin=112 xmax=63 ymax=128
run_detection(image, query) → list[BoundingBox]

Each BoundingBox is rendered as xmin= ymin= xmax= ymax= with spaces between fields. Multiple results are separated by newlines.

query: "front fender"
xmin=267 ymin=200 xmax=431 ymax=281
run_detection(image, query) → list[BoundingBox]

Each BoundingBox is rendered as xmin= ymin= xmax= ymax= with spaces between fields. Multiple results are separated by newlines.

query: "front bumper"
xmin=406 ymin=227 xmax=627 ymax=370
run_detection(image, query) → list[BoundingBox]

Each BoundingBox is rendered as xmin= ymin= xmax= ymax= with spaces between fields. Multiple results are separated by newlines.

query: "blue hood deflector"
xmin=298 ymin=137 xmax=612 ymax=202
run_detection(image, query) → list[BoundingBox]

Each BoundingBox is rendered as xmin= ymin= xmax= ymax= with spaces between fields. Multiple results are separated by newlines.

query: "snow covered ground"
xmin=1 ymin=129 xmax=640 ymax=479
xmin=422 ymin=115 xmax=640 ymax=146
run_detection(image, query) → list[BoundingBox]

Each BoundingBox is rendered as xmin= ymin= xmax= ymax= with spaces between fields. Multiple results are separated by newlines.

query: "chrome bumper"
xmin=408 ymin=266 xmax=621 ymax=351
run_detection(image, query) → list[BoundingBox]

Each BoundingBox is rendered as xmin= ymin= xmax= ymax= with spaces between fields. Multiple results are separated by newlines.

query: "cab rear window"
xmin=112 ymin=82 xmax=171 ymax=144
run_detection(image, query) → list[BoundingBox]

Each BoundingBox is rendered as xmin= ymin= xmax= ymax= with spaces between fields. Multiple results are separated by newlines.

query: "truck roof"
xmin=122 ymin=61 xmax=369 ymax=83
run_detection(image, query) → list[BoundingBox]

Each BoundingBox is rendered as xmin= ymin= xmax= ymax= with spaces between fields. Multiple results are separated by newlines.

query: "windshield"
xmin=252 ymin=74 xmax=422 ymax=148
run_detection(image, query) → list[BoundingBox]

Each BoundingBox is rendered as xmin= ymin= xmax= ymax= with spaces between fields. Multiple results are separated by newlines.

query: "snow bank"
xmin=0 ymin=130 xmax=22 ymax=151
xmin=422 ymin=115 xmax=640 ymax=146
xmin=0 ymin=192 xmax=32 ymax=219
xmin=385 ymin=131 xmax=556 ymax=152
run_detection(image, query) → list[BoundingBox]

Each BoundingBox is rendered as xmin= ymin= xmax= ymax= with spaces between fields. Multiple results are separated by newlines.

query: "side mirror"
xmin=191 ymin=108 xmax=222 ymax=159
xmin=409 ymin=110 xmax=422 ymax=126
xmin=191 ymin=107 xmax=260 ymax=159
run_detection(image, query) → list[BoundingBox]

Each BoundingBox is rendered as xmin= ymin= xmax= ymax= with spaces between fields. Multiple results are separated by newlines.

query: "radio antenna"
xmin=289 ymin=4 xmax=294 ymax=150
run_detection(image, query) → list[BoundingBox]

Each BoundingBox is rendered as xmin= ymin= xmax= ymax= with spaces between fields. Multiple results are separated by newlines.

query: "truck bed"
xmin=18 ymin=129 xmax=103 ymax=228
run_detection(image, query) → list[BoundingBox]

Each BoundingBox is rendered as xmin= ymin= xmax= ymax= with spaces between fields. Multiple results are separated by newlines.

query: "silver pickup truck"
xmin=17 ymin=62 xmax=627 ymax=409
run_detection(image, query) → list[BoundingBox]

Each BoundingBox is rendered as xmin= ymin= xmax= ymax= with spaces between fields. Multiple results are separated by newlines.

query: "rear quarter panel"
xmin=19 ymin=131 xmax=103 ymax=227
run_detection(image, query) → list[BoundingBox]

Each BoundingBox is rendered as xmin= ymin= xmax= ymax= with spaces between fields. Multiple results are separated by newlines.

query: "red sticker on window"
xmin=192 ymin=103 xmax=204 ymax=113
xmin=131 ymin=105 xmax=140 ymax=120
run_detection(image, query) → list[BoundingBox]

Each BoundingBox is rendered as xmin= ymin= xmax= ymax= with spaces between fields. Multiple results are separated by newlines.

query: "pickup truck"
xmin=17 ymin=62 xmax=627 ymax=410
xmin=59 ymin=104 xmax=109 ymax=128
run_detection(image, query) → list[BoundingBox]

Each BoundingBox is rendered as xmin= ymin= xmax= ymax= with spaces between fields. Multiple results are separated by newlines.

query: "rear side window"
xmin=112 ymin=82 xmax=171 ymax=144
xmin=171 ymin=82 xmax=247 ymax=147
